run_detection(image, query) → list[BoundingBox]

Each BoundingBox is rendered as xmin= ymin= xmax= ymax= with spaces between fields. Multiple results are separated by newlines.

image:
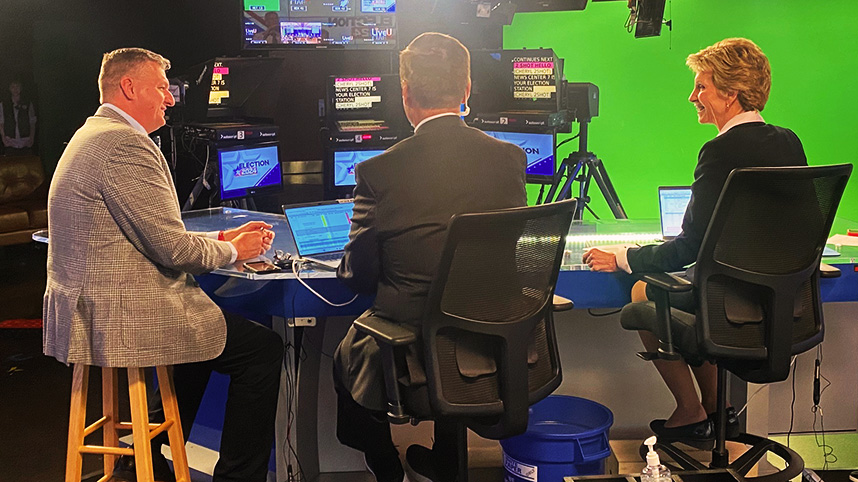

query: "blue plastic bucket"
xmin=500 ymin=395 xmax=614 ymax=482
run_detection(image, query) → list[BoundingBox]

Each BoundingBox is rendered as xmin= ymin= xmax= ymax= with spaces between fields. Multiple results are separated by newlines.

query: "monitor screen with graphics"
xmin=242 ymin=0 xmax=396 ymax=49
xmin=218 ymin=142 xmax=282 ymax=200
xmin=483 ymin=130 xmax=556 ymax=182
xmin=326 ymin=74 xmax=408 ymax=131
xmin=332 ymin=149 xmax=385 ymax=186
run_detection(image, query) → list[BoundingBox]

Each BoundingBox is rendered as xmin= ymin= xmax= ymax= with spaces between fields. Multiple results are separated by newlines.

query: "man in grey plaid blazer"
xmin=44 ymin=48 xmax=283 ymax=482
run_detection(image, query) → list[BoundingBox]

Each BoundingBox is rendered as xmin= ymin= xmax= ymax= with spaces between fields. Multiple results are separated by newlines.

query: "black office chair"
xmin=354 ymin=198 xmax=577 ymax=482
xmin=620 ymin=164 xmax=852 ymax=481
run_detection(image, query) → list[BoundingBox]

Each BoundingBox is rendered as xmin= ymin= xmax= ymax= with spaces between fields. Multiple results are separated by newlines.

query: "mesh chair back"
xmin=694 ymin=165 xmax=852 ymax=382
xmin=420 ymin=199 xmax=576 ymax=438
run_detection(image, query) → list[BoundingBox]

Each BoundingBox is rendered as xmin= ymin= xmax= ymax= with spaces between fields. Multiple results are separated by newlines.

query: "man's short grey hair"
xmin=98 ymin=48 xmax=170 ymax=103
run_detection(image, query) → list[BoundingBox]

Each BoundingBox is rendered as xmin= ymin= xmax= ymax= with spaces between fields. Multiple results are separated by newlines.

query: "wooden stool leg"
xmin=128 ymin=368 xmax=155 ymax=482
xmin=101 ymin=367 xmax=119 ymax=477
xmin=65 ymin=364 xmax=89 ymax=482
xmin=157 ymin=366 xmax=191 ymax=482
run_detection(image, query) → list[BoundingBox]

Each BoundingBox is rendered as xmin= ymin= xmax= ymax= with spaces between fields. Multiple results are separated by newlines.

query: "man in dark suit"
xmin=333 ymin=33 xmax=527 ymax=482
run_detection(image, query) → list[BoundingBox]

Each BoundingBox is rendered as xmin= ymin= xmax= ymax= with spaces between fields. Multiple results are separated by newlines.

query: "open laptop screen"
xmin=283 ymin=201 xmax=354 ymax=256
xmin=658 ymin=187 xmax=692 ymax=239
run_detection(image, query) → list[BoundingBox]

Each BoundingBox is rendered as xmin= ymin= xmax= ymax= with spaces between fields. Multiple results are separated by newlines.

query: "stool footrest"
xmin=83 ymin=416 xmax=110 ymax=438
xmin=116 ymin=421 xmax=170 ymax=431
xmin=79 ymin=444 xmax=134 ymax=456
xmin=147 ymin=420 xmax=174 ymax=440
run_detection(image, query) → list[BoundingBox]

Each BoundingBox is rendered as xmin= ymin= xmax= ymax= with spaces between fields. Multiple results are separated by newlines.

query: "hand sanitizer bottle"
xmin=641 ymin=436 xmax=671 ymax=482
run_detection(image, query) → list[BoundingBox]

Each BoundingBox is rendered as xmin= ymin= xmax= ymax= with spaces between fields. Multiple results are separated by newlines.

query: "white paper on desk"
xmin=827 ymin=234 xmax=858 ymax=247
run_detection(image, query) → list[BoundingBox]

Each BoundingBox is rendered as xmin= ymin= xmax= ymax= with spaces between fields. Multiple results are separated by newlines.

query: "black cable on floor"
xmin=587 ymin=308 xmax=622 ymax=317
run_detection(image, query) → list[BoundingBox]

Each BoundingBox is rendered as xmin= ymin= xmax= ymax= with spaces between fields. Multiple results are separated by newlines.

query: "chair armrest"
xmin=353 ymin=315 xmax=417 ymax=424
xmin=552 ymin=294 xmax=574 ymax=312
xmin=636 ymin=272 xmax=686 ymax=361
xmin=354 ymin=316 xmax=418 ymax=347
xmin=820 ymin=263 xmax=841 ymax=278
xmin=638 ymin=272 xmax=693 ymax=293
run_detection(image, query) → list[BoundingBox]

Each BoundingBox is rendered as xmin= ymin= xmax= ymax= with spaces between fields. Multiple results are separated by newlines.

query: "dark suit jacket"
xmin=337 ymin=115 xmax=527 ymax=321
xmin=334 ymin=115 xmax=527 ymax=410
xmin=628 ymin=122 xmax=807 ymax=273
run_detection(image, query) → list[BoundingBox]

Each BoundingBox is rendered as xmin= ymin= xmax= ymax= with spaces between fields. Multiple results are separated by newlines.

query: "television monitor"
xmin=324 ymin=147 xmax=386 ymax=198
xmin=326 ymin=74 xmax=408 ymax=131
xmin=634 ymin=0 xmax=667 ymax=38
xmin=242 ymin=0 xmax=396 ymax=49
xmin=333 ymin=149 xmax=385 ymax=186
xmin=469 ymin=49 xmax=563 ymax=115
xmin=483 ymin=130 xmax=556 ymax=183
xmin=506 ymin=49 xmax=562 ymax=112
xmin=218 ymin=142 xmax=283 ymax=200
xmin=183 ymin=57 xmax=285 ymax=122
xmin=513 ymin=0 xmax=587 ymax=12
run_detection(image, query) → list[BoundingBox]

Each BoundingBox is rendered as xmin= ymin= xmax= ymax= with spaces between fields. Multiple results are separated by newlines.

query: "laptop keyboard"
xmin=313 ymin=252 xmax=343 ymax=261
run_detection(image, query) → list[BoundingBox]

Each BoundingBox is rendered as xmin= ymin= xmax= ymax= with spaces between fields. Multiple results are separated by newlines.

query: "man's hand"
xmin=224 ymin=221 xmax=275 ymax=260
xmin=582 ymin=247 xmax=619 ymax=272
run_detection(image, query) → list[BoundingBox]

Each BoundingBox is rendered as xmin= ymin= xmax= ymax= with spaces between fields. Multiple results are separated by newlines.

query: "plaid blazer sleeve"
xmin=101 ymin=132 xmax=232 ymax=274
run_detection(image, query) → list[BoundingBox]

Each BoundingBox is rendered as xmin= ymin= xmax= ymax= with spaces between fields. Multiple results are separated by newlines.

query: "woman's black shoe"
xmin=708 ymin=406 xmax=740 ymax=439
xmin=649 ymin=418 xmax=713 ymax=441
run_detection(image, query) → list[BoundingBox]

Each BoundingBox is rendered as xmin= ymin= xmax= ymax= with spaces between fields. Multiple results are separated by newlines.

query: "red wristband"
xmin=218 ymin=230 xmax=225 ymax=241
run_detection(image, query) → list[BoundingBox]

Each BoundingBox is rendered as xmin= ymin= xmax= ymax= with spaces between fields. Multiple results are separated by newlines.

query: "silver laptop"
xmin=283 ymin=199 xmax=354 ymax=269
xmin=658 ymin=186 xmax=692 ymax=240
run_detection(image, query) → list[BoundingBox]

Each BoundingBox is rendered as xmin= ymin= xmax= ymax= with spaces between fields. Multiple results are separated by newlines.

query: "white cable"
xmin=290 ymin=260 xmax=359 ymax=307
xmin=735 ymin=355 xmax=797 ymax=418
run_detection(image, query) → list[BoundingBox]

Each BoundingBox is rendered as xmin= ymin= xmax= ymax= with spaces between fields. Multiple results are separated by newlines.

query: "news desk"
xmin=179 ymin=207 xmax=858 ymax=482
xmin=183 ymin=207 xmax=858 ymax=315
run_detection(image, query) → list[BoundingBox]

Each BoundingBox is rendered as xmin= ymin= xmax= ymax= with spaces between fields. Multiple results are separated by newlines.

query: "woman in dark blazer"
xmin=583 ymin=38 xmax=807 ymax=441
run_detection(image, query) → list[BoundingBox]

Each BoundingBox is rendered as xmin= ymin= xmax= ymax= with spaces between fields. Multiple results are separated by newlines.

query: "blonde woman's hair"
xmin=686 ymin=38 xmax=770 ymax=112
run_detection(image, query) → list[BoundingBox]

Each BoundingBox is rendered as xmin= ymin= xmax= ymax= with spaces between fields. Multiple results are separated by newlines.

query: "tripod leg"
xmin=182 ymin=173 xmax=209 ymax=211
xmin=590 ymin=158 xmax=627 ymax=219
xmin=182 ymin=146 xmax=214 ymax=212
xmin=572 ymin=159 xmax=593 ymax=220
xmin=557 ymin=160 xmax=585 ymax=205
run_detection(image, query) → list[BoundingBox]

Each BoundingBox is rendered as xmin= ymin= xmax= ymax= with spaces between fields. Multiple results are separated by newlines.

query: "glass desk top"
xmin=33 ymin=208 xmax=858 ymax=279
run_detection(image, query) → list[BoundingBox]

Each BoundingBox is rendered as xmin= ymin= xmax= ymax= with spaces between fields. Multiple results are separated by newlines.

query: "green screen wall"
xmin=505 ymin=0 xmax=858 ymax=221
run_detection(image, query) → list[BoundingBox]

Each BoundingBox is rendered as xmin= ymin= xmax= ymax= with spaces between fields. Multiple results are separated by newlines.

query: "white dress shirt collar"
xmin=414 ymin=112 xmax=460 ymax=132
xmin=102 ymin=103 xmax=149 ymax=135
xmin=718 ymin=110 xmax=765 ymax=136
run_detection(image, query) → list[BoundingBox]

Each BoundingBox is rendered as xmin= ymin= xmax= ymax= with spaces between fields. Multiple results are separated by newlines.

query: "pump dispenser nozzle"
xmin=642 ymin=436 xmax=669 ymax=482
xmin=644 ymin=436 xmax=661 ymax=471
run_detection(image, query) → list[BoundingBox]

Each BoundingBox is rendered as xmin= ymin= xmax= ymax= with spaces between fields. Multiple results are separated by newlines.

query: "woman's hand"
xmin=582 ymin=247 xmax=619 ymax=272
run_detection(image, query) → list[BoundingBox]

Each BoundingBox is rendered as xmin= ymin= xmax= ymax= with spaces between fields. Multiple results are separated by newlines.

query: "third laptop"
xmin=658 ymin=186 xmax=692 ymax=240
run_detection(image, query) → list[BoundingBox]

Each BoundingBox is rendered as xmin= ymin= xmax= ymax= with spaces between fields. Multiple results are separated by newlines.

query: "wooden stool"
xmin=65 ymin=365 xmax=191 ymax=482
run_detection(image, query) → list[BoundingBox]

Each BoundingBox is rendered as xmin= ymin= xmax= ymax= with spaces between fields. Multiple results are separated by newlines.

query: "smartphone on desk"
xmin=243 ymin=260 xmax=281 ymax=274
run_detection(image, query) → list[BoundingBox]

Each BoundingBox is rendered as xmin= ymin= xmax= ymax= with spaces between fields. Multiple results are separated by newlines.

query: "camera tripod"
xmin=542 ymin=120 xmax=626 ymax=220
